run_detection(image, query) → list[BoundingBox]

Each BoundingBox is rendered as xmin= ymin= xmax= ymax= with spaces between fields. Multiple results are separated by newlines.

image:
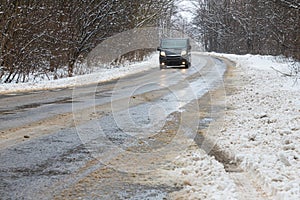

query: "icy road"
xmin=0 ymin=54 xmax=274 ymax=199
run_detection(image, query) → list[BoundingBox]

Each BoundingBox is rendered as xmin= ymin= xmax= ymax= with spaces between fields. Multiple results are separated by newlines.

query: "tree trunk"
xmin=68 ymin=59 xmax=75 ymax=77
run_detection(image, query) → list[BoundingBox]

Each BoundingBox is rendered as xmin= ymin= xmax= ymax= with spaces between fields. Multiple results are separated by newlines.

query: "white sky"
xmin=177 ymin=0 xmax=196 ymax=22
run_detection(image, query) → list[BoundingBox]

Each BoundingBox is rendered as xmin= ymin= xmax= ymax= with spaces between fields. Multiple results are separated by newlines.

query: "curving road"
xmin=0 ymin=54 xmax=228 ymax=199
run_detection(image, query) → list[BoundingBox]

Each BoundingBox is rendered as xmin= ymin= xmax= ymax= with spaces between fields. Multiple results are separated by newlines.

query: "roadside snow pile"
xmin=213 ymin=54 xmax=300 ymax=199
xmin=0 ymin=53 xmax=158 ymax=94
xmin=157 ymin=143 xmax=238 ymax=200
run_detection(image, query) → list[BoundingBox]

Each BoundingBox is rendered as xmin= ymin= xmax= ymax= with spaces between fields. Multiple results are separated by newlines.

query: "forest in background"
xmin=0 ymin=0 xmax=299 ymax=83
xmin=0 ymin=0 xmax=175 ymax=83
xmin=191 ymin=0 xmax=299 ymax=60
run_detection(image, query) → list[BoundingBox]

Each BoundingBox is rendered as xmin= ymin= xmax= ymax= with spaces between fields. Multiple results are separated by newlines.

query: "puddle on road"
xmin=0 ymin=97 xmax=80 ymax=115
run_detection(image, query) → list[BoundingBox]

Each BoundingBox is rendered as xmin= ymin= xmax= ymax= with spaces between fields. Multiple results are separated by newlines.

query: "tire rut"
xmin=195 ymin=58 xmax=271 ymax=200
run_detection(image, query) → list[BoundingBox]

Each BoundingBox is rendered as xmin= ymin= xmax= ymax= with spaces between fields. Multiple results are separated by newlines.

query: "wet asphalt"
xmin=0 ymin=55 xmax=226 ymax=199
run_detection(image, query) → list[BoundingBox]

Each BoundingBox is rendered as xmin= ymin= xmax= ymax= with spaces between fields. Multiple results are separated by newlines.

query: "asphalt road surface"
xmin=0 ymin=54 xmax=228 ymax=199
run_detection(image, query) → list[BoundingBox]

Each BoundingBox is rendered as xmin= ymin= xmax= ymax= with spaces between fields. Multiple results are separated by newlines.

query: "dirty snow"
xmin=210 ymin=53 xmax=300 ymax=199
xmin=1 ymin=53 xmax=299 ymax=199
xmin=162 ymin=144 xmax=238 ymax=200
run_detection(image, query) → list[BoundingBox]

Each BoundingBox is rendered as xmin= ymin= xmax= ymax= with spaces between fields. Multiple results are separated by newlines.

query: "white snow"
xmin=209 ymin=53 xmax=300 ymax=199
xmin=0 ymin=53 xmax=159 ymax=94
xmin=1 ymin=52 xmax=299 ymax=199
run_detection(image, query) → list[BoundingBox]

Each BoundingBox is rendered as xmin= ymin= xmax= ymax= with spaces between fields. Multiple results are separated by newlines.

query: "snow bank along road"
xmin=0 ymin=53 xmax=299 ymax=199
xmin=212 ymin=54 xmax=300 ymax=200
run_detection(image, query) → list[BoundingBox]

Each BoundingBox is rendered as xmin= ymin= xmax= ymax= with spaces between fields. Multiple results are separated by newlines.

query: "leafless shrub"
xmin=0 ymin=0 xmax=176 ymax=83
xmin=271 ymin=56 xmax=300 ymax=84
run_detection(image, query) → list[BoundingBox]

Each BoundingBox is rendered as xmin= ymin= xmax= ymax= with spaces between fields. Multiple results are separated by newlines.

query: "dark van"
xmin=157 ymin=38 xmax=191 ymax=69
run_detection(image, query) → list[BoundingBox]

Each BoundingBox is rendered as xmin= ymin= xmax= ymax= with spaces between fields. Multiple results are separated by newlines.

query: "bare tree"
xmin=191 ymin=0 xmax=299 ymax=60
xmin=0 ymin=0 xmax=177 ymax=82
xmin=0 ymin=0 xmax=52 ymax=83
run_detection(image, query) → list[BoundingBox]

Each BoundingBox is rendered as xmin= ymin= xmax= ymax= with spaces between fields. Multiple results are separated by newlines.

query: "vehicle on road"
xmin=157 ymin=38 xmax=191 ymax=69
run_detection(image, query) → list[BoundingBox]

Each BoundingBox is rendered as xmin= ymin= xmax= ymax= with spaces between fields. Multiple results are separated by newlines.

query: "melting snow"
xmin=0 ymin=52 xmax=299 ymax=199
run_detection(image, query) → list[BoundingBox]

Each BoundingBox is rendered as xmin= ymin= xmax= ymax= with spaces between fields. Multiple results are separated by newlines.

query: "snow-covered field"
xmin=0 ymin=53 xmax=299 ymax=199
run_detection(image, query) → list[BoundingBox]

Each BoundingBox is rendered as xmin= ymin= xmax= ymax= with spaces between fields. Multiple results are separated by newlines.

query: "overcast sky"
xmin=177 ymin=0 xmax=196 ymax=22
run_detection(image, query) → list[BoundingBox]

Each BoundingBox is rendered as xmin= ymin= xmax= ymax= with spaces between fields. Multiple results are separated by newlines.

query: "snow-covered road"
xmin=0 ymin=53 xmax=299 ymax=199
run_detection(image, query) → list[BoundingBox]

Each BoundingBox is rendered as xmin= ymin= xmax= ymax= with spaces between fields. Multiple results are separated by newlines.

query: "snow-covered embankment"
xmin=215 ymin=54 xmax=300 ymax=199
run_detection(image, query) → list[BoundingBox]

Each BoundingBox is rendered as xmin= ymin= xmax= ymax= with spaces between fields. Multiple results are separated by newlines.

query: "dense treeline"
xmin=0 ymin=0 xmax=175 ymax=83
xmin=1 ymin=0 xmax=299 ymax=83
xmin=192 ymin=0 xmax=300 ymax=60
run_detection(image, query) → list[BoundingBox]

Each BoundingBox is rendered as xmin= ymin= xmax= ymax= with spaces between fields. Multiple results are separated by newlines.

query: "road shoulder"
xmin=207 ymin=55 xmax=300 ymax=199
